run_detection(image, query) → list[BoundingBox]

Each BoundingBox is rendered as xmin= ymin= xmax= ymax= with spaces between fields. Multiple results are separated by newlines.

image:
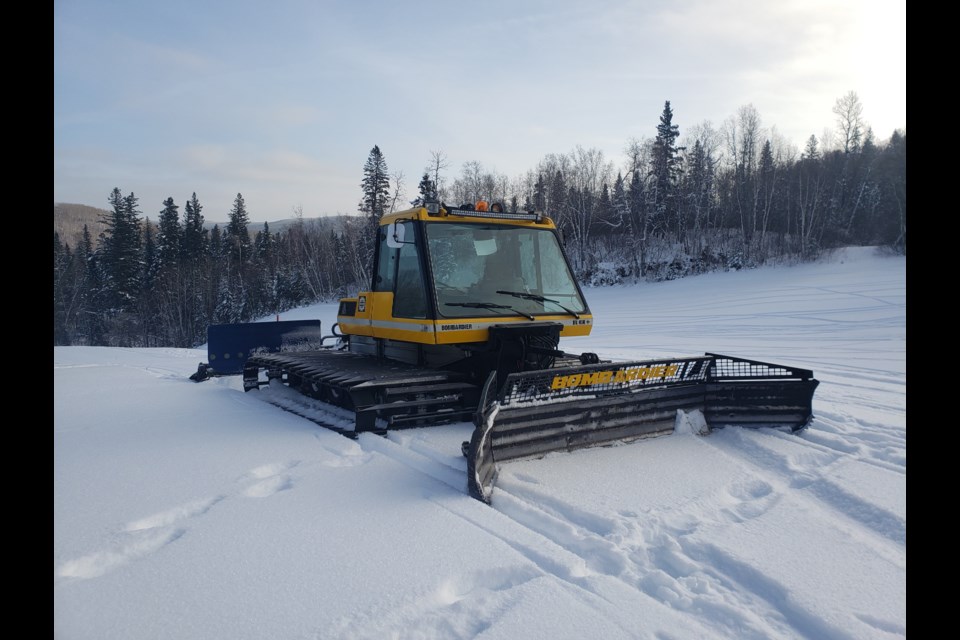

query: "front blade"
xmin=466 ymin=354 xmax=818 ymax=504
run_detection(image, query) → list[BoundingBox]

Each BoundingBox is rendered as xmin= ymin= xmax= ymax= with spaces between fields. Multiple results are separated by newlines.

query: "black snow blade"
xmin=466 ymin=353 xmax=819 ymax=504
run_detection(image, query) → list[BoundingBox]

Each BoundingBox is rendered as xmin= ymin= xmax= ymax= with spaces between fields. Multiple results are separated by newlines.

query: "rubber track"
xmin=245 ymin=350 xmax=480 ymax=431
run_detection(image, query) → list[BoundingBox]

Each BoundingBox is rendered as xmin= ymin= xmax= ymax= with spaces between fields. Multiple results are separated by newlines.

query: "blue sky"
xmin=54 ymin=0 xmax=906 ymax=223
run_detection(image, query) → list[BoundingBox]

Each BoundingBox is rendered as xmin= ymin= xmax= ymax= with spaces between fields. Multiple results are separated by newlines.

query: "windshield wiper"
xmin=445 ymin=302 xmax=535 ymax=321
xmin=495 ymin=290 xmax=581 ymax=319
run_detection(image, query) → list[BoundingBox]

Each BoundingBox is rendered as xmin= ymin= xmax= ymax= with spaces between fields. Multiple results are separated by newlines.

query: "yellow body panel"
xmin=431 ymin=315 xmax=593 ymax=344
xmin=338 ymin=290 xmax=593 ymax=346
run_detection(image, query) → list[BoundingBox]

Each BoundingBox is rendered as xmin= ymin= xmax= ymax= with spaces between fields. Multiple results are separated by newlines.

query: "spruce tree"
xmin=417 ymin=172 xmax=436 ymax=203
xmin=548 ymin=170 xmax=567 ymax=233
xmin=76 ymin=224 xmax=101 ymax=342
xmin=596 ymin=182 xmax=613 ymax=234
xmin=182 ymin=192 xmax=207 ymax=263
xmin=612 ymin=173 xmax=628 ymax=230
xmin=98 ymin=188 xmax=143 ymax=310
xmin=683 ymin=139 xmax=714 ymax=252
xmin=156 ymin=197 xmax=182 ymax=272
xmin=254 ymin=221 xmax=272 ymax=261
xmin=359 ymin=145 xmax=390 ymax=279
xmin=533 ymin=173 xmax=546 ymax=211
xmin=226 ymin=193 xmax=252 ymax=263
xmin=803 ymin=135 xmax=820 ymax=160
xmin=54 ymin=232 xmax=70 ymax=344
xmin=360 ymin=146 xmax=390 ymax=222
xmin=650 ymin=101 xmax=683 ymax=237
xmin=142 ymin=217 xmax=157 ymax=289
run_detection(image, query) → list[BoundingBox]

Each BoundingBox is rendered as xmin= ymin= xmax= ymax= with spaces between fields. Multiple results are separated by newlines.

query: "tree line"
xmin=54 ymin=93 xmax=905 ymax=347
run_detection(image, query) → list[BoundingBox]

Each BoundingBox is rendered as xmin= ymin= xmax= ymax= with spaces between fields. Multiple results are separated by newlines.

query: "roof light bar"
xmin=446 ymin=208 xmax=544 ymax=223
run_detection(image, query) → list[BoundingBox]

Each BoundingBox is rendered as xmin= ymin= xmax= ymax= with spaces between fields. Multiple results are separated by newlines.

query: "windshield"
xmin=425 ymin=222 xmax=587 ymax=319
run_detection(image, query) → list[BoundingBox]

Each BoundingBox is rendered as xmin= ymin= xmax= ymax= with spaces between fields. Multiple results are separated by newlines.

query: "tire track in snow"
xmin=476 ymin=410 xmax=903 ymax=639
xmin=693 ymin=426 xmax=906 ymax=553
xmin=309 ymin=412 xmax=902 ymax=639
xmin=801 ymin=411 xmax=906 ymax=471
xmin=322 ymin=431 xmax=652 ymax=639
xmin=490 ymin=475 xmax=836 ymax=639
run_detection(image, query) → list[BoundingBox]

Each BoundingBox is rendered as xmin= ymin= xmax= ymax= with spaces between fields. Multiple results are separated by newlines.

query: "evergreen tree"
xmin=612 ymin=172 xmax=628 ymax=226
xmin=142 ymin=217 xmax=157 ymax=288
xmin=548 ymin=170 xmax=567 ymax=234
xmin=206 ymin=224 xmax=225 ymax=319
xmin=359 ymin=145 xmax=390 ymax=280
xmin=156 ymin=197 xmax=182 ymax=272
xmin=226 ymin=193 xmax=252 ymax=263
xmin=875 ymin=130 xmax=906 ymax=252
xmin=595 ymin=182 xmax=614 ymax=234
xmin=533 ymin=173 xmax=546 ymax=211
xmin=182 ymin=192 xmax=207 ymax=263
xmin=796 ymin=137 xmax=826 ymax=258
xmin=650 ymin=100 xmax=683 ymax=237
xmin=682 ymin=139 xmax=716 ymax=256
xmin=139 ymin=218 xmax=159 ymax=344
xmin=417 ymin=172 xmax=436 ymax=203
xmin=254 ymin=221 xmax=272 ymax=261
xmin=360 ymin=145 xmax=390 ymax=221
xmin=54 ymin=232 xmax=71 ymax=344
xmin=209 ymin=224 xmax=223 ymax=259
xmin=803 ymin=135 xmax=820 ymax=160
xmin=76 ymin=224 xmax=103 ymax=343
xmin=98 ymin=188 xmax=143 ymax=310
xmin=755 ymin=140 xmax=779 ymax=256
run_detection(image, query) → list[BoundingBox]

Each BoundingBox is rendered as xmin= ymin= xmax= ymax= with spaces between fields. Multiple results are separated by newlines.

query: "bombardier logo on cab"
xmin=551 ymin=364 xmax=680 ymax=389
xmin=440 ymin=323 xmax=474 ymax=331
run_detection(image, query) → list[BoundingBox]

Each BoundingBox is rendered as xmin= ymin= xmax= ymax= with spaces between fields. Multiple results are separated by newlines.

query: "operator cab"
xmin=371 ymin=200 xmax=589 ymax=323
xmin=426 ymin=219 xmax=587 ymax=320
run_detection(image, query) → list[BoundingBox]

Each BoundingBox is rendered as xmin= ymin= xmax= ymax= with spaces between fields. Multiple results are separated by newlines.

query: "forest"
xmin=53 ymin=94 xmax=906 ymax=347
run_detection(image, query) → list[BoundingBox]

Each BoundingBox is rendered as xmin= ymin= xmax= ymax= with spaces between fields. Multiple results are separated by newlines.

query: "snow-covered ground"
xmin=54 ymin=246 xmax=905 ymax=639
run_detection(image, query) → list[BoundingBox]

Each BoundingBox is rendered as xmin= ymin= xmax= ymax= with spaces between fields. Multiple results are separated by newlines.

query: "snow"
xmin=54 ymin=246 xmax=905 ymax=639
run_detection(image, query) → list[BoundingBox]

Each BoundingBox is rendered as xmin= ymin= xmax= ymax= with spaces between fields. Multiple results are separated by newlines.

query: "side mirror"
xmin=386 ymin=221 xmax=407 ymax=248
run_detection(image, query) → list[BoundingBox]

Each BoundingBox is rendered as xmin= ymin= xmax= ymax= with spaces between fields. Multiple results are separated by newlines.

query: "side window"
xmin=374 ymin=228 xmax=397 ymax=292
xmin=393 ymin=222 xmax=427 ymax=318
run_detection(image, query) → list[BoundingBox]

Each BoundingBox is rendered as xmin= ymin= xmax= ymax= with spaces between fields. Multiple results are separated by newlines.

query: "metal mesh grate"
xmin=707 ymin=353 xmax=814 ymax=381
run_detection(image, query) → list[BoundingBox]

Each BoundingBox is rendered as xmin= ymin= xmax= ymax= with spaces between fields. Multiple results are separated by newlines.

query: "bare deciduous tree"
xmin=833 ymin=91 xmax=865 ymax=154
xmin=426 ymin=150 xmax=450 ymax=201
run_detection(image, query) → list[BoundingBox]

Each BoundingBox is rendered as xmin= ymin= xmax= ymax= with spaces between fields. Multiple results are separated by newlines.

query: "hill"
xmin=53 ymin=203 xmax=110 ymax=245
xmin=54 ymin=202 xmax=353 ymax=247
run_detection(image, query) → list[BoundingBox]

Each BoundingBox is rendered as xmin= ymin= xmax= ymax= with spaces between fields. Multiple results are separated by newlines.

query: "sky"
xmin=53 ymin=1 xmax=906 ymax=223
xmin=54 ymin=246 xmax=906 ymax=639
